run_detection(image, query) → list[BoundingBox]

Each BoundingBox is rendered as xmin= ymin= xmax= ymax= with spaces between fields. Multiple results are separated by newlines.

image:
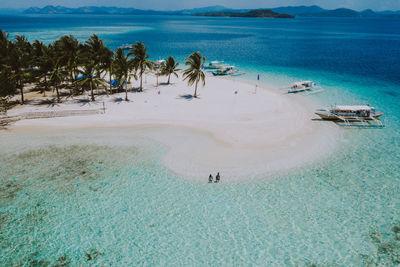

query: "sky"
xmin=1 ymin=0 xmax=399 ymax=11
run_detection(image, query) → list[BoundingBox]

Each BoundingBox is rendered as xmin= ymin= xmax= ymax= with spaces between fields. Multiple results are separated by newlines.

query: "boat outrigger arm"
xmin=315 ymin=105 xmax=384 ymax=128
xmin=334 ymin=114 xmax=384 ymax=128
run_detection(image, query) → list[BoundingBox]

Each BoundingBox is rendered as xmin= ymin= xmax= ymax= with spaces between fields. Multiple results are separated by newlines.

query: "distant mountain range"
xmin=20 ymin=5 xmax=400 ymax=18
xmin=22 ymin=5 xmax=232 ymax=15
xmin=195 ymin=10 xmax=294 ymax=19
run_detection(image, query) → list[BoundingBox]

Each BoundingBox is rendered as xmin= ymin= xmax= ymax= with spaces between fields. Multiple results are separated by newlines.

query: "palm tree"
xmin=128 ymin=41 xmax=153 ymax=92
xmin=183 ymin=52 xmax=206 ymax=98
xmin=0 ymin=30 xmax=16 ymax=98
xmin=75 ymin=62 xmax=106 ymax=101
xmin=162 ymin=56 xmax=180 ymax=84
xmin=100 ymin=46 xmax=114 ymax=95
xmin=32 ymin=40 xmax=53 ymax=96
xmin=113 ymin=48 xmax=135 ymax=101
xmin=55 ymin=35 xmax=79 ymax=91
xmin=10 ymin=35 xmax=32 ymax=104
xmin=49 ymin=60 xmax=65 ymax=102
xmin=0 ymin=30 xmax=10 ymax=72
xmin=84 ymin=34 xmax=104 ymax=65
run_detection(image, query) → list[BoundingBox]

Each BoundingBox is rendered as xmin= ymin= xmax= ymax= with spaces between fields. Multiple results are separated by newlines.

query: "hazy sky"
xmin=1 ymin=0 xmax=400 ymax=11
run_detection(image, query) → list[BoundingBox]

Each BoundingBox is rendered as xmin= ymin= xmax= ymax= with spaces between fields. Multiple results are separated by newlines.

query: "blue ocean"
xmin=1 ymin=14 xmax=399 ymax=266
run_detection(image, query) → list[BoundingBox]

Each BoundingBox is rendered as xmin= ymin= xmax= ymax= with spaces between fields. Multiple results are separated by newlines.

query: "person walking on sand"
xmin=209 ymin=174 xmax=213 ymax=183
xmin=215 ymin=172 xmax=220 ymax=183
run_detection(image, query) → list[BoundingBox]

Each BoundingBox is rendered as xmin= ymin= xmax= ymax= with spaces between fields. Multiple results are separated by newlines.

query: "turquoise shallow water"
xmin=0 ymin=127 xmax=399 ymax=266
xmin=1 ymin=14 xmax=400 ymax=265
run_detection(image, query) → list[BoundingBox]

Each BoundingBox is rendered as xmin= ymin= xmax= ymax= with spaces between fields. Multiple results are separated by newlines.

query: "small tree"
xmin=76 ymin=62 xmax=106 ymax=102
xmin=128 ymin=42 xmax=153 ymax=92
xmin=0 ymin=97 xmax=10 ymax=114
xmin=113 ymin=48 xmax=135 ymax=101
xmin=183 ymin=52 xmax=206 ymax=98
xmin=162 ymin=56 xmax=180 ymax=84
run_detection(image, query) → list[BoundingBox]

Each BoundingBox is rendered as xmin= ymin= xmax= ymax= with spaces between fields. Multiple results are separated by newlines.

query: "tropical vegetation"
xmin=162 ymin=56 xmax=180 ymax=84
xmin=183 ymin=52 xmax=206 ymax=98
xmin=0 ymin=28 xmax=206 ymax=107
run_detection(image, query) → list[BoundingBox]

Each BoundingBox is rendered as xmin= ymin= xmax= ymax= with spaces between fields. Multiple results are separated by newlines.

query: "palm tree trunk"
xmin=90 ymin=82 xmax=95 ymax=101
xmin=125 ymin=81 xmax=128 ymax=101
xmin=140 ymin=68 xmax=143 ymax=92
xmin=194 ymin=79 xmax=198 ymax=98
xmin=55 ymin=83 xmax=60 ymax=102
xmin=70 ymin=72 xmax=74 ymax=96
xmin=43 ymin=76 xmax=47 ymax=97
xmin=109 ymin=69 xmax=112 ymax=95
xmin=168 ymin=74 xmax=171 ymax=84
xmin=20 ymin=80 xmax=24 ymax=105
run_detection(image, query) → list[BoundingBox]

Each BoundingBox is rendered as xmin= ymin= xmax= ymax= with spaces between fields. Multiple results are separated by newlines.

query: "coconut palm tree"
xmin=84 ymin=34 xmax=105 ymax=65
xmin=100 ymin=46 xmax=114 ymax=95
xmin=55 ymin=35 xmax=79 ymax=90
xmin=113 ymin=48 xmax=135 ymax=101
xmin=75 ymin=62 xmax=106 ymax=102
xmin=162 ymin=56 xmax=180 ymax=84
xmin=183 ymin=52 xmax=206 ymax=98
xmin=0 ymin=30 xmax=16 ymax=98
xmin=0 ymin=30 xmax=10 ymax=71
xmin=32 ymin=40 xmax=53 ymax=96
xmin=49 ymin=60 xmax=65 ymax=103
xmin=128 ymin=41 xmax=153 ymax=92
xmin=10 ymin=35 xmax=32 ymax=104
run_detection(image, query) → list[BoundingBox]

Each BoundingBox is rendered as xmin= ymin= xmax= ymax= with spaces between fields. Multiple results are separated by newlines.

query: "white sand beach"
xmin=5 ymin=74 xmax=340 ymax=182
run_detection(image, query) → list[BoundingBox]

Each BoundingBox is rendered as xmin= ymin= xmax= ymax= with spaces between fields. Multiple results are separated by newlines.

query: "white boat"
xmin=119 ymin=44 xmax=132 ymax=50
xmin=205 ymin=60 xmax=226 ymax=69
xmin=155 ymin=59 xmax=166 ymax=65
xmin=212 ymin=65 xmax=240 ymax=76
xmin=288 ymin=81 xmax=315 ymax=93
xmin=315 ymin=105 xmax=384 ymax=127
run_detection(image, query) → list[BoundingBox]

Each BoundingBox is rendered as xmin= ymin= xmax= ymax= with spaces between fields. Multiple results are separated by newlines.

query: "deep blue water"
xmin=1 ymin=14 xmax=400 ymax=86
xmin=1 ymin=14 xmax=400 ymax=266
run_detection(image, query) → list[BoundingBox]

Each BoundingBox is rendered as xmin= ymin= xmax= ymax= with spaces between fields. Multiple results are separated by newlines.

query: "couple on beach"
xmin=209 ymin=172 xmax=221 ymax=183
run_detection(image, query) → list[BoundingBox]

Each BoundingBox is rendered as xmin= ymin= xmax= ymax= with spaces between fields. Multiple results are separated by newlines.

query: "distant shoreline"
xmin=16 ymin=5 xmax=400 ymax=18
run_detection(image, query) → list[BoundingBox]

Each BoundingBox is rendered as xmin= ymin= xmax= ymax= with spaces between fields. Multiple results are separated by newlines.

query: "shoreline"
xmin=3 ymin=74 xmax=342 ymax=183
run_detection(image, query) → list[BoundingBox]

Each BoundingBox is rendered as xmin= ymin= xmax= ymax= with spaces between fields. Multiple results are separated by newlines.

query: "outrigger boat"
xmin=288 ymin=81 xmax=316 ymax=93
xmin=119 ymin=44 xmax=132 ymax=50
xmin=204 ymin=61 xmax=226 ymax=70
xmin=212 ymin=66 xmax=237 ymax=76
xmin=315 ymin=105 xmax=384 ymax=127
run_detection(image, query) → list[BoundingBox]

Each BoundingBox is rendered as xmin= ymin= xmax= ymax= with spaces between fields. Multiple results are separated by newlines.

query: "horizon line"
xmin=0 ymin=5 xmax=399 ymax=13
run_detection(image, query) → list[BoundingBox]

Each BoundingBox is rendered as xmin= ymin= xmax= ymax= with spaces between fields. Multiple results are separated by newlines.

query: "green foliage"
xmin=128 ymin=41 xmax=153 ymax=91
xmin=0 ymin=28 xmax=206 ymax=104
xmin=113 ymin=48 xmax=135 ymax=100
xmin=75 ymin=62 xmax=106 ymax=101
xmin=0 ymin=97 xmax=10 ymax=114
xmin=183 ymin=51 xmax=206 ymax=98
xmin=161 ymin=56 xmax=180 ymax=84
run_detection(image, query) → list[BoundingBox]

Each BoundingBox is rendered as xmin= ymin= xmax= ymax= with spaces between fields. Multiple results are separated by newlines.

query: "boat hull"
xmin=315 ymin=111 xmax=384 ymax=121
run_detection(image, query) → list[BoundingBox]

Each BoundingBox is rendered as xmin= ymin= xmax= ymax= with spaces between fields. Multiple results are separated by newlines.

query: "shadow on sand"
xmin=178 ymin=94 xmax=197 ymax=100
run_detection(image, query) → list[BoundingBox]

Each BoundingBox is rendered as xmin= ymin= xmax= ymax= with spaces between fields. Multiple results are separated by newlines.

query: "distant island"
xmin=194 ymin=9 xmax=294 ymax=19
xmin=20 ymin=5 xmax=400 ymax=18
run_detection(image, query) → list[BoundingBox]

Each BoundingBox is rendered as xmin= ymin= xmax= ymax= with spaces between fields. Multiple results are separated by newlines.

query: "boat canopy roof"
xmin=293 ymin=81 xmax=313 ymax=86
xmin=334 ymin=105 xmax=374 ymax=111
xmin=216 ymin=65 xmax=235 ymax=69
